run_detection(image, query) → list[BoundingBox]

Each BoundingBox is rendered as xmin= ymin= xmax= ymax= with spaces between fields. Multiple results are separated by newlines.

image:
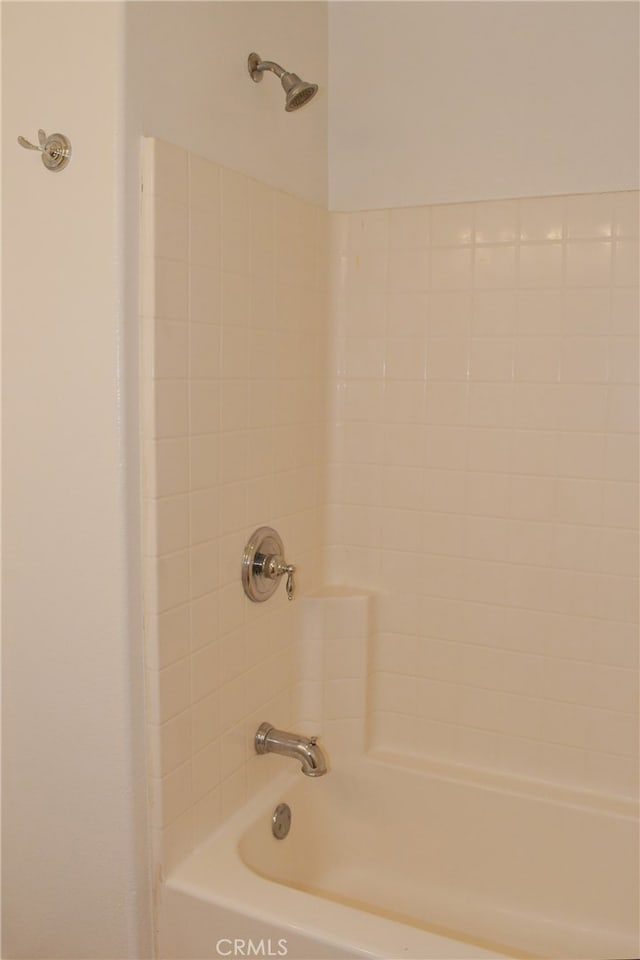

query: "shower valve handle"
xmin=262 ymin=555 xmax=296 ymax=600
xmin=284 ymin=564 xmax=295 ymax=601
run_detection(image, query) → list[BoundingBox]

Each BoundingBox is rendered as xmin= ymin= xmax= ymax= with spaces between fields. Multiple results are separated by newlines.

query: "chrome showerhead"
xmin=281 ymin=73 xmax=318 ymax=112
xmin=248 ymin=53 xmax=318 ymax=112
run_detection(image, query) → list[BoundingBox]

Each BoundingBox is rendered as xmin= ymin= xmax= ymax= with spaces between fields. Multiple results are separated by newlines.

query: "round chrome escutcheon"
xmin=242 ymin=526 xmax=284 ymax=603
xmin=272 ymin=802 xmax=291 ymax=840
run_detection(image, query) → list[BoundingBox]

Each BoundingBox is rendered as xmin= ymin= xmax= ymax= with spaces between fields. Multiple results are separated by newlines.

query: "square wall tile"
xmin=566 ymin=194 xmax=614 ymax=240
xmin=389 ymin=206 xmax=430 ymax=249
xmin=519 ymin=196 xmax=566 ymax=242
xmin=519 ymin=243 xmax=563 ymax=288
xmin=474 ymin=245 xmax=517 ymax=289
xmin=431 ymin=203 xmax=474 ymax=245
xmin=565 ymin=241 xmax=612 ymax=287
xmin=613 ymin=192 xmax=640 ymax=238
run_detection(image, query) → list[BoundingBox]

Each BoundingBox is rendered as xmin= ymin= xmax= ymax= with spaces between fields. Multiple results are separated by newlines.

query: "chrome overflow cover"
xmin=242 ymin=526 xmax=296 ymax=602
xmin=272 ymin=802 xmax=291 ymax=840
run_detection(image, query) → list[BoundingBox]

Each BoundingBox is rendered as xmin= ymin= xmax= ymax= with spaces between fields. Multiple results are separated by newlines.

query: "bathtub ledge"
xmin=368 ymin=748 xmax=639 ymax=819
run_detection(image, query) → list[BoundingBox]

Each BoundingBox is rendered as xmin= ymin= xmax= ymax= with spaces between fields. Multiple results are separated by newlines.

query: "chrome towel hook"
xmin=18 ymin=129 xmax=72 ymax=172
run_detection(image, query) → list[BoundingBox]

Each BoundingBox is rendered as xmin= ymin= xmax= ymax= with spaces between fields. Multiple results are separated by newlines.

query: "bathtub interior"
xmin=162 ymin=762 xmax=512 ymax=960
xmin=237 ymin=754 xmax=640 ymax=960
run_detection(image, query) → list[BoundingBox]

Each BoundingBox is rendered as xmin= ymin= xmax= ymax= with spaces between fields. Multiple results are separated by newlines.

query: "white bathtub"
xmin=160 ymin=753 xmax=639 ymax=960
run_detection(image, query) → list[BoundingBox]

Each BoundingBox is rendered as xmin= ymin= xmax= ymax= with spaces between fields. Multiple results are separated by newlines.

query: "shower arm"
xmin=252 ymin=60 xmax=286 ymax=79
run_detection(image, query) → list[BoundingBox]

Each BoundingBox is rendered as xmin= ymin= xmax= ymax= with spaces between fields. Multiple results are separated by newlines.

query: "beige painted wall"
xmin=126 ymin=1 xmax=328 ymax=206
xmin=329 ymin=1 xmax=640 ymax=210
xmin=2 ymin=1 xmax=328 ymax=956
xmin=2 ymin=3 xmax=150 ymax=957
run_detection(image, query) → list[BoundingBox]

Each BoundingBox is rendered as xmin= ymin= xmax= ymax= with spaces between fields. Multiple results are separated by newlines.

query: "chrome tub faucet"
xmin=255 ymin=722 xmax=327 ymax=777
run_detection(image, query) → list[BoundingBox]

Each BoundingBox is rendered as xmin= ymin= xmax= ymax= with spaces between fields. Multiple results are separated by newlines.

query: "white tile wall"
xmin=143 ymin=144 xmax=638 ymax=869
xmin=141 ymin=139 xmax=328 ymax=870
xmin=328 ymin=190 xmax=639 ymax=800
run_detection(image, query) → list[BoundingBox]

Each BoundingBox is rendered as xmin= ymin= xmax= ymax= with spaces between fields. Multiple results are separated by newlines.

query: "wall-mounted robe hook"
xmin=18 ymin=129 xmax=72 ymax=172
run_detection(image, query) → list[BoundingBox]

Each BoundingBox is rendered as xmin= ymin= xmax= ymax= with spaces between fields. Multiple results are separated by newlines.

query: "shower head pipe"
xmin=248 ymin=52 xmax=318 ymax=112
xmin=251 ymin=57 xmax=286 ymax=80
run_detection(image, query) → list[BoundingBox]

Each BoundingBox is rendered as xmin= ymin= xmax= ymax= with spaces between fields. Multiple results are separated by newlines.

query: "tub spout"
xmin=255 ymin=722 xmax=327 ymax=777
